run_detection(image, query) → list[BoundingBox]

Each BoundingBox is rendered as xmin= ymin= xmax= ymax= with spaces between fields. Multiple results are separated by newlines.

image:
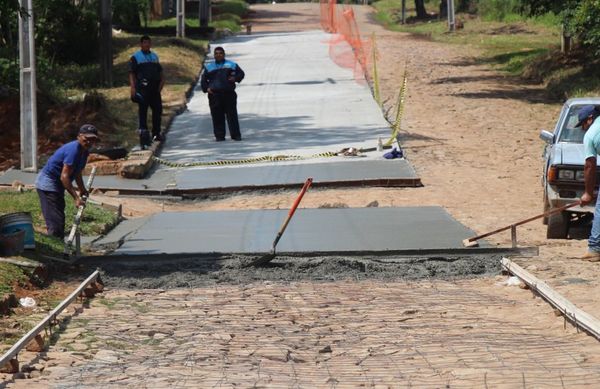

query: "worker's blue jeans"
xmin=37 ymin=189 xmax=65 ymax=239
xmin=589 ymin=195 xmax=600 ymax=252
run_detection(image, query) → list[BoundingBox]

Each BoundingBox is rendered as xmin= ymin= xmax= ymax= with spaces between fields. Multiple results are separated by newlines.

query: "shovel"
xmin=462 ymin=200 xmax=581 ymax=247
xmin=247 ymin=177 xmax=313 ymax=267
xmin=64 ymin=166 xmax=97 ymax=258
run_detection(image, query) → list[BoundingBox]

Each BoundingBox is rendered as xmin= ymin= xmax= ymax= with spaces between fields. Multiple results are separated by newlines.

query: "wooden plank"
xmin=0 ymin=257 xmax=40 ymax=268
xmin=0 ymin=270 xmax=101 ymax=371
xmin=502 ymin=258 xmax=600 ymax=339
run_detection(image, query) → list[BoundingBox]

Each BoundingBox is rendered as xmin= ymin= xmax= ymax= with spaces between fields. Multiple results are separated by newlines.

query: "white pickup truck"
xmin=540 ymin=98 xmax=600 ymax=238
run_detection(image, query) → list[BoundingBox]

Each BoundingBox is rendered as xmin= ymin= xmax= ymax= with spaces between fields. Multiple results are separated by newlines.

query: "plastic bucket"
xmin=0 ymin=229 xmax=25 ymax=256
xmin=0 ymin=212 xmax=35 ymax=249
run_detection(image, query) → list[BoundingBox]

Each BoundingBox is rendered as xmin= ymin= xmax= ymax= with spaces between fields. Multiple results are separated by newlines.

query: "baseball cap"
xmin=575 ymin=105 xmax=597 ymax=128
xmin=78 ymin=124 xmax=99 ymax=139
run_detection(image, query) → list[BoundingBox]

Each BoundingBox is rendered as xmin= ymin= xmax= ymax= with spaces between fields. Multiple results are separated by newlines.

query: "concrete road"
xmin=95 ymin=207 xmax=478 ymax=255
xmin=161 ymin=30 xmax=391 ymax=164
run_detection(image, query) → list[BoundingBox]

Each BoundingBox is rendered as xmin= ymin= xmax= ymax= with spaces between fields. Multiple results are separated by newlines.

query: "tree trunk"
xmin=414 ymin=0 xmax=427 ymax=19
xmin=150 ymin=0 xmax=162 ymax=18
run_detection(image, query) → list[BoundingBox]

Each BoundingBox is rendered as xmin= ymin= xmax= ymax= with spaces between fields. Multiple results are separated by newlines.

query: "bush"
xmin=113 ymin=0 xmax=149 ymax=28
xmin=573 ymin=0 xmax=600 ymax=54
xmin=212 ymin=13 xmax=242 ymax=24
xmin=213 ymin=0 xmax=249 ymax=18
xmin=34 ymin=0 xmax=99 ymax=64
xmin=210 ymin=19 xmax=242 ymax=33
xmin=477 ymin=0 xmax=522 ymax=21
xmin=0 ymin=57 xmax=18 ymax=93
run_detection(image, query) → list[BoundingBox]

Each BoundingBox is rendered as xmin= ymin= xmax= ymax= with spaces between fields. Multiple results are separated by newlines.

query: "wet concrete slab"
xmin=175 ymin=159 xmax=419 ymax=191
xmin=160 ymin=30 xmax=391 ymax=164
xmin=0 ymin=168 xmax=175 ymax=192
xmin=94 ymin=207 xmax=479 ymax=256
xmin=0 ymin=158 xmax=419 ymax=193
xmin=0 ymin=32 xmax=420 ymax=193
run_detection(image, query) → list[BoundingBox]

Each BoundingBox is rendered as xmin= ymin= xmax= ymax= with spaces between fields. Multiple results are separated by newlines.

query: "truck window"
xmin=559 ymin=105 xmax=600 ymax=143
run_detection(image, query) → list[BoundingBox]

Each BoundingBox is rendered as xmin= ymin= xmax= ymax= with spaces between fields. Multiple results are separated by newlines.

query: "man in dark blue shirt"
xmin=35 ymin=124 xmax=99 ymax=238
xmin=129 ymin=35 xmax=164 ymax=149
xmin=201 ymin=46 xmax=245 ymax=141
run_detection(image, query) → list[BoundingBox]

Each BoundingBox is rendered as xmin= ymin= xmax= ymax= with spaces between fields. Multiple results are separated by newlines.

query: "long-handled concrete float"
xmin=247 ymin=177 xmax=313 ymax=267
xmin=64 ymin=166 xmax=97 ymax=258
xmin=463 ymin=201 xmax=581 ymax=247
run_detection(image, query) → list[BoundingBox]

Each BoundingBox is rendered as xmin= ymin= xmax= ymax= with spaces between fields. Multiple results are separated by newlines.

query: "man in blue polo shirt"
xmin=35 ymin=124 xmax=99 ymax=239
xmin=129 ymin=35 xmax=164 ymax=149
xmin=578 ymin=105 xmax=600 ymax=261
xmin=201 ymin=46 xmax=245 ymax=141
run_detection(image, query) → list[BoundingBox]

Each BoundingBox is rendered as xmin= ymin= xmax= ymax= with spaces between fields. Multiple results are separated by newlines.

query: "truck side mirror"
xmin=540 ymin=130 xmax=554 ymax=144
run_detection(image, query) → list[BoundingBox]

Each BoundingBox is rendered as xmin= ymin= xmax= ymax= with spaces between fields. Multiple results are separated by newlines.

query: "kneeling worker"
xmin=35 ymin=124 xmax=99 ymax=239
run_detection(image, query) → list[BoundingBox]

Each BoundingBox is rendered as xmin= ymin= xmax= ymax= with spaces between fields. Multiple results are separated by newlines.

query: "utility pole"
xmin=401 ymin=0 xmax=406 ymax=24
xmin=176 ymin=0 xmax=185 ymax=38
xmin=99 ymin=0 xmax=113 ymax=86
xmin=18 ymin=0 xmax=37 ymax=172
xmin=447 ymin=0 xmax=455 ymax=32
xmin=199 ymin=0 xmax=211 ymax=28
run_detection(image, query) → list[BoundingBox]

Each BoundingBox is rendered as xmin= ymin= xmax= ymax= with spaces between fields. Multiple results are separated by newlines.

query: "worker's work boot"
xmin=582 ymin=250 xmax=600 ymax=262
xmin=138 ymin=129 xmax=151 ymax=150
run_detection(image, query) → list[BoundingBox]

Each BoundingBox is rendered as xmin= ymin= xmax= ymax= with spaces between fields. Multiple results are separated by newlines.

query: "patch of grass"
xmin=131 ymin=302 xmax=150 ymax=314
xmin=0 ymin=263 xmax=27 ymax=295
xmin=210 ymin=19 xmax=242 ymax=33
xmin=147 ymin=18 xmax=201 ymax=28
xmin=106 ymin=340 xmax=129 ymax=350
xmin=97 ymin=296 xmax=118 ymax=309
xmin=370 ymin=1 xmax=600 ymax=96
xmin=372 ymin=1 xmax=561 ymax=76
xmin=0 ymin=190 xmax=118 ymax=257
xmin=213 ymin=0 xmax=248 ymax=18
xmin=142 ymin=337 xmax=162 ymax=346
xmin=0 ymin=190 xmax=118 ymax=236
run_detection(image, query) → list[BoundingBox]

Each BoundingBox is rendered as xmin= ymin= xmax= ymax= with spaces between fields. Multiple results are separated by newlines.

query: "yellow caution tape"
xmin=152 ymin=151 xmax=339 ymax=168
xmin=384 ymin=68 xmax=408 ymax=147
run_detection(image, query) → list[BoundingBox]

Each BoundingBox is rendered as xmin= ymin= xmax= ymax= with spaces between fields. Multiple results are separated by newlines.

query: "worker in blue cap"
xmin=578 ymin=105 xmax=600 ymax=261
xmin=35 ymin=124 xmax=99 ymax=239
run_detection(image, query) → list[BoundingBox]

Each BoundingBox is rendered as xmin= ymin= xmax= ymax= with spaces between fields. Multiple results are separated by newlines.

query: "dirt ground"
xmin=91 ymin=3 xmax=600 ymax=314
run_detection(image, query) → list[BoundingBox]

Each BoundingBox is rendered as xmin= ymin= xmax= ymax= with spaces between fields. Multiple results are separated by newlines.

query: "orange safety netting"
xmin=320 ymin=0 xmax=373 ymax=85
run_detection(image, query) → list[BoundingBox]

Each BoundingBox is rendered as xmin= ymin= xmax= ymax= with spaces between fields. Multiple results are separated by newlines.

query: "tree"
xmin=113 ymin=0 xmax=149 ymax=28
xmin=521 ymin=0 xmax=600 ymax=54
xmin=415 ymin=0 xmax=427 ymax=18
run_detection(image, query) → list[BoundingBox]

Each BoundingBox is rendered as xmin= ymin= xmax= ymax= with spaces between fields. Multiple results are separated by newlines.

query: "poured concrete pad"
xmin=96 ymin=207 xmax=477 ymax=256
xmin=0 ymin=168 xmax=175 ymax=192
xmin=161 ymin=30 xmax=391 ymax=163
xmin=175 ymin=159 xmax=419 ymax=191
xmin=0 ymin=158 xmax=419 ymax=193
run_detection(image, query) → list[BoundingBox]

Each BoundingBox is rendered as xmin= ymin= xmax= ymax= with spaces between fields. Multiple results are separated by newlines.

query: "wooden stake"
xmin=502 ymin=258 xmax=600 ymax=340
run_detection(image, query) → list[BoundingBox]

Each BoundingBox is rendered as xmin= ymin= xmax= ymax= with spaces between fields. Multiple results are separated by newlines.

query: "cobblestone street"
xmin=9 ymin=279 xmax=600 ymax=388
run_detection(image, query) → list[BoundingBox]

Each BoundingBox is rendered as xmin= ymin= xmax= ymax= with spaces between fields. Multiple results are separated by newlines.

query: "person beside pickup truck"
xmin=578 ymin=105 xmax=600 ymax=261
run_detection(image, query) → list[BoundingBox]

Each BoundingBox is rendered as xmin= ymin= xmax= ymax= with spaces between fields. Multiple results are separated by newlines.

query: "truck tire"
xmin=547 ymin=211 xmax=569 ymax=239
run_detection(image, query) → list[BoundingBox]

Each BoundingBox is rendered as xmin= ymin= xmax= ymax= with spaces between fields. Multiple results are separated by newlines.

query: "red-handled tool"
xmin=247 ymin=177 xmax=313 ymax=266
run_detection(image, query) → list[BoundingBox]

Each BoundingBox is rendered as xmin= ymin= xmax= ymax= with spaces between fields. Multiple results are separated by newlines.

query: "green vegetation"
xmin=372 ymin=0 xmax=600 ymax=97
xmin=0 ymin=263 xmax=27 ymax=295
xmin=0 ymin=190 xmax=118 ymax=236
xmin=146 ymin=0 xmax=248 ymax=33
xmin=0 ymin=189 xmax=118 ymax=256
xmin=213 ymin=0 xmax=249 ymax=19
xmin=0 ymin=0 xmax=246 ymax=151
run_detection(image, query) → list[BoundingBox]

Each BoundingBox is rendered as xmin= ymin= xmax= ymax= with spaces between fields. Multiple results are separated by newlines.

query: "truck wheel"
xmin=547 ymin=211 xmax=570 ymax=239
